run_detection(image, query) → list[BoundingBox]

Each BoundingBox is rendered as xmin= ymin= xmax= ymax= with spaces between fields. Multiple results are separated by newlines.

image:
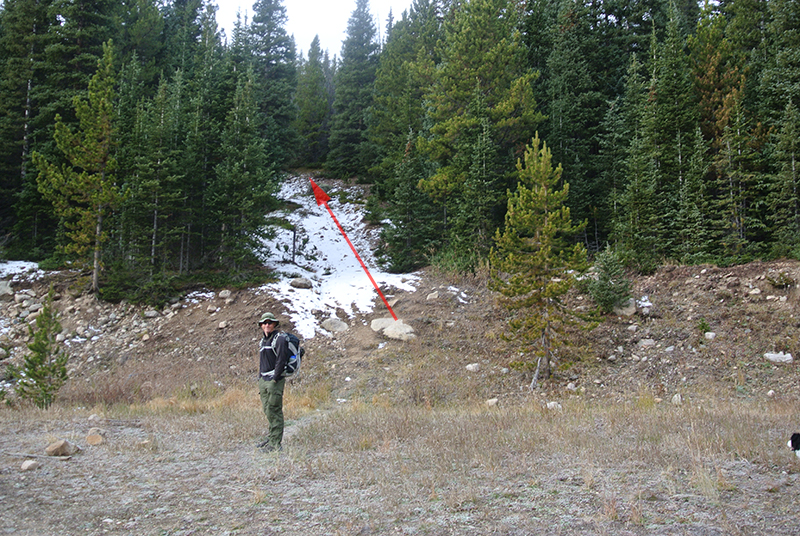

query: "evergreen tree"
xmin=0 ymin=0 xmax=54 ymax=235
xmin=117 ymin=73 xmax=187 ymax=278
xmin=8 ymin=287 xmax=68 ymax=409
xmin=377 ymin=136 xmax=442 ymax=272
xmin=116 ymin=0 xmax=166 ymax=91
xmin=326 ymin=0 xmax=380 ymax=179
xmin=767 ymin=102 xmax=800 ymax=257
xmin=676 ymin=127 xmax=713 ymax=261
xmin=32 ymin=42 xmax=122 ymax=293
xmin=293 ymin=36 xmax=331 ymax=166
xmin=544 ymin=0 xmax=606 ymax=246
xmin=368 ymin=0 xmax=443 ymax=184
xmin=587 ymin=244 xmax=632 ymax=314
xmin=758 ymin=0 xmax=800 ymax=126
xmin=179 ymin=6 xmax=230 ymax=273
xmin=419 ymin=0 xmax=543 ymax=261
xmin=248 ymin=0 xmax=297 ymax=167
xmin=212 ymin=66 xmax=279 ymax=270
xmin=490 ymin=133 xmax=588 ymax=388
xmin=600 ymin=54 xmax=648 ymax=244
xmin=162 ymin=0 xmax=204 ymax=76
xmin=711 ymin=85 xmax=765 ymax=257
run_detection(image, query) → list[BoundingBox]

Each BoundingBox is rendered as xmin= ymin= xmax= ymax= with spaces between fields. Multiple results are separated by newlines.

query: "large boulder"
xmin=371 ymin=317 xmax=415 ymax=341
xmin=322 ymin=318 xmax=348 ymax=333
xmin=0 ymin=280 xmax=12 ymax=301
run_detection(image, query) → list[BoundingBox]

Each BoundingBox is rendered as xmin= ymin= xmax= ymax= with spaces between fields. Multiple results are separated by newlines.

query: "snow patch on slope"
xmin=259 ymin=175 xmax=418 ymax=339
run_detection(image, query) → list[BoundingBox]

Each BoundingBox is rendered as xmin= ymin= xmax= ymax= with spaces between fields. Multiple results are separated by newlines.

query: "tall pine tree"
xmin=326 ymin=0 xmax=380 ymax=179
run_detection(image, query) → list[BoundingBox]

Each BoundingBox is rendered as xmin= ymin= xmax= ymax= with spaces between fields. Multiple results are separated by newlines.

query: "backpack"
xmin=272 ymin=331 xmax=305 ymax=377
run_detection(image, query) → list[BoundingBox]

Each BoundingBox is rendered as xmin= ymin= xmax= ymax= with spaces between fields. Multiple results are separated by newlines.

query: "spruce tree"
xmin=212 ymin=66 xmax=279 ymax=270
xmin=490 ymin=133 xmax=588 ymax=389
xmin=326 ymin=0 xmax=379 ymax=179
xmin=767 ymin=102 xmax=800 ymax=257
xmin=544 ymin=0 xmax=606 ymax=245
xmin=248 ymin=0 xmax=297 ymax=167
xmin=293 ymin=36 xmax=331 ymax=166
xmin=419 ymin=0 xmax=543 ymax=263
xmin=0 ymin=0 xmax=54 ymax=233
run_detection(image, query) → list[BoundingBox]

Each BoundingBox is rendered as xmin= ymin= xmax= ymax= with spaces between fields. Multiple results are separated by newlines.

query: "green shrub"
xmin=588 ymin=246 xmax=632 ymax=314
xmin=7 ymin=287 xmax=69 ymax=408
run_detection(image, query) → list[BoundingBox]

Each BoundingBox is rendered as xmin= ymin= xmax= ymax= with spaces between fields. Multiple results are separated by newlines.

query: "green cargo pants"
xmin=259 ymin=377 xmax=285 ymax=449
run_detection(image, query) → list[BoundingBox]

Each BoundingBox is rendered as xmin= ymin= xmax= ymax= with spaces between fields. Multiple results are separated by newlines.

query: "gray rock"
xmin=20 ymin=459 xmax=40 ymax=471
xmin=466 ymin=363 xmax=480 ymax=372
xmin=426 ymin=291 xmax=439 ymax=301
xmin=322 ymin=318 xmax=348 ymax=333
xmin=143 ymin=309 xmax=159 ymax=318
xmin=764 ymin=351 xmax=793 ymax=364
xmin=0 ymin=280 xmax=12 ymax=301
xmin=290 ymin=277 xmax=314 ymax=289
xmin=45 ymin=439 xmax=80 ymax=457
xmin=613 ymin=298 xmax=636 ymax=316
xmin=370 ymin=318 xmax=394 ymax=332
xmin=382 ymin=319 xmax=416 ymax=341
xmin=218 ymin=289 xmax=232 ymax=299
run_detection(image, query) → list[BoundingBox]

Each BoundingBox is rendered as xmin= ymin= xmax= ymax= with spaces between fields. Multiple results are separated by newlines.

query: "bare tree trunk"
xmin=93 ymin=212 xmax=103 ymax=293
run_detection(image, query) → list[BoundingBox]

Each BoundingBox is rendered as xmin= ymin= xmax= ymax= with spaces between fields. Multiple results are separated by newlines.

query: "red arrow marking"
xmin=310 ymin=179 xmax=398 ymax=321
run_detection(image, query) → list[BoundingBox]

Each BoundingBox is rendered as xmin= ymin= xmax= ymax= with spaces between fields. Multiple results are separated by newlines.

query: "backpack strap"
xmin=271 ymin=331 xmax=299 ymax=357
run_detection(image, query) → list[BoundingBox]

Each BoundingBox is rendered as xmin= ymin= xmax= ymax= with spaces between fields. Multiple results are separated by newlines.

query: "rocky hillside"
xmin=1 ymin=256 xmax=799 ymax=406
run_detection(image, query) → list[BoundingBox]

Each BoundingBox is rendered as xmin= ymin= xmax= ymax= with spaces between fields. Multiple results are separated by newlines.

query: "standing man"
xmin=257 ymin=312 xmax=289 ymax=451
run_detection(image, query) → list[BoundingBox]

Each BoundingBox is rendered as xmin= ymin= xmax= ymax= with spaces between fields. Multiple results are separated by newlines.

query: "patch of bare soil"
xmin=1 ymin=260 xmax=800 ymax=534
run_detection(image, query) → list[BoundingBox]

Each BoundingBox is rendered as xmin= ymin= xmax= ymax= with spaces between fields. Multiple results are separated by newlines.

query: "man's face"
xmin=261 ymin=321 xmax=277 ymax=335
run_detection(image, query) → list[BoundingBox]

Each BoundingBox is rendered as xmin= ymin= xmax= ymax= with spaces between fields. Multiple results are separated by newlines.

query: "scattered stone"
xmin=638 ymin=339 xmax=656 ymax=348
xmin=86 ymin=428 xmax=105 ymax=446
xmin=370 ymin=318 xmax=394 ymax=332
xmin=45 ymin=439 xmax=80 ymax=457
xmin=290 ymin=277 xmax=313 ymax=289
xmin=218 ymin=289 xmax=232 ymax=299
xmin=218 ymin=321 xmax=228 ymax=329
xmin=20 ymin=459 xmax=40 ymax=472
xmin=627 ymin=324 xmax=638 ymax=332
xmin=322 ymin=317 xmax=348 ymax=333
xmin=426 ymin=291 xmax=439 ymax=301
xmin=749 ymin=288 xmax=762 ymax=295
xmin=764 ymin=351 xmax=793 ymax=364
xmin=383 ymin=320 xmax=416 ymax=341
xmin=466 ymin=363 xmax=480 ymax=372
xmin=767 ymin=390 xmax=776 ymax=397
xmin=671 ymin=393 xmax=683 ymax=406
xmin=566 ymin=382 xmax=577 ymax=391
xmin=485 ymin=398 xmax=499 ymax=407
xmin=143 ymin=309 xmax=159 ymax=318
xmin=0 ymin=280 xmax=12 ymax=300
xmin=613 ymin=298 xmax=636 ymax=316
xmin=704 ymin=332 xmax=716 ymax=341
xmin=546 ymin=401 xmax=563 ymax=411
xmin=206 ymin=305 xmax=218 ymax=313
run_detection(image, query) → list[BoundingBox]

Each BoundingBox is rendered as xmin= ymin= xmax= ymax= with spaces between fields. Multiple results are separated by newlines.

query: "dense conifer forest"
xmin=0 ymin=0 xmax=798 ymax=301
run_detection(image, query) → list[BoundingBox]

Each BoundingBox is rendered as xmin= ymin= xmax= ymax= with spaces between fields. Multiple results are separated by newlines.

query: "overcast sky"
xmin=216 ymin=0 xmax=414 ymax=57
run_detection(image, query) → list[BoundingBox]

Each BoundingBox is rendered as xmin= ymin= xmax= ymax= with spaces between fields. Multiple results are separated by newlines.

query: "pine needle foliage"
xmin=587 ymin=245 xmax=632 ymax=314
xmin=490 ymin=133 xmax=589 ymax=389
xmin=8 ymin=287 xmax=68 ymax=409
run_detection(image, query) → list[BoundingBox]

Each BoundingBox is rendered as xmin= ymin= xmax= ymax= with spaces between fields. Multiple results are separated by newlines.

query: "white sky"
xmin=216 ymin=0 xmax=414 ymax=57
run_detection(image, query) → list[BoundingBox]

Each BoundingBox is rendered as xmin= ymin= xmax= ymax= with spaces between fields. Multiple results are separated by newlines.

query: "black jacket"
xmin=259 ymin=331 xmax=290 ymax=381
